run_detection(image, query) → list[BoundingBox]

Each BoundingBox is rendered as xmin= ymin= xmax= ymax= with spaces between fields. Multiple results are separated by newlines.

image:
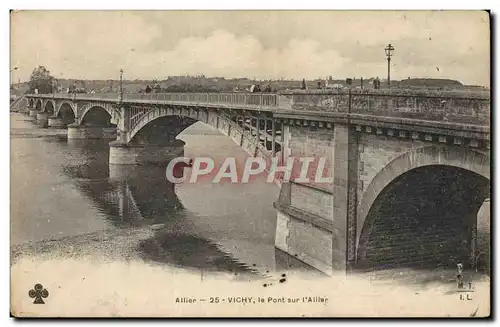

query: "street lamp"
xmin=119 ymin=69 xmax=124 ymax=102
xmin=10 ymin=67 xmax=18 ymax=89
xmin=384 ymin=43 xmax=395 ymax=89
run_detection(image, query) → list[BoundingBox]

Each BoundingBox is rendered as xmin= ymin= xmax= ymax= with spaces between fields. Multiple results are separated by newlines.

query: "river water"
xmin=10 ymin=112 xmax=313 ymax=277
xmin=9 ymin=113 xmax=492 ymax=317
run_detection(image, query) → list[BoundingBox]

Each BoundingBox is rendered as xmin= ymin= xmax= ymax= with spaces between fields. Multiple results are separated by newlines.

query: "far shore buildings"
xmin=10 ymin=75 xmax=489 ymax=96
xmin=322 ymin=75 xmax=488 ymax=91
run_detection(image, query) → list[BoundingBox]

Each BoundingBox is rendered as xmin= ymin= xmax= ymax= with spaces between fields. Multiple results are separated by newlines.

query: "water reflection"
xmin=12 ymin=114 xmax=319 ymax=277
xmin=58 ymin=138 xmax=264 ymax=276
xmin=61 ymin=139 xmax=184 ymax=227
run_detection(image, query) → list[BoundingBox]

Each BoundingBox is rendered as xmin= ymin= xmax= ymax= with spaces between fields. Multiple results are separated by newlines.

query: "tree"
xmin=29 ymin=66 xmax=54 ymax=94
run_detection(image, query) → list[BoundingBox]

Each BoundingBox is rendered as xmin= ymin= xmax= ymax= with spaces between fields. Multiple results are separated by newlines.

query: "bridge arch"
xmin=127 ymin=106 xmax=268 ymax=157
xmin=56 ymin=102 xmax=76 ymax=125
xmin=80 ymin=105 xmax=115 ymax=127
xmin=129 ymin=115 xmax=197 ymax=145
xmin=356 ymin=145 xmax=490 ymax=270
xmin=55 ymin=101 xmax=76 ymax=117
xmin=43 ymin=100 xmax=55 ymax=114
xmin=35 ymin=99 xmax=42 ymax=111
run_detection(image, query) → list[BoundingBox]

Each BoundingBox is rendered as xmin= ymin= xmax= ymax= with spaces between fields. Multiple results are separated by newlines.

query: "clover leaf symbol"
xmin=29 ymin=283 xmax=49 ymax=304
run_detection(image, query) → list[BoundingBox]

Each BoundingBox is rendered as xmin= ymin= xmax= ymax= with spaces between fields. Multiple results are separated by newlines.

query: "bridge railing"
xmin=279 ymin=89 xmax=491 ymax=125
xmin=77 ymin=93 xmax=119 ymax=100
xmin=27 ymin=89 xmax=490 ymax=125
xmin=122 ymin=92 xmax=279 ymax=108
xmin=26 ymin=93 xmax=121 ymax=101
xmin=34 ymin=92 xmax=280 ymax=108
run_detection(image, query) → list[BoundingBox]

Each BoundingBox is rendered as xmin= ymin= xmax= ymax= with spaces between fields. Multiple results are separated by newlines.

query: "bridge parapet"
xmin=123 ymin=92 xmax=279 ymax=108
xmin=27 ymin=92 xmax=281 ymax=110
xmin=26 ymin=88 xmax=490 ymax=126
xmin=279 ymin=89 xmax=490 ymax=125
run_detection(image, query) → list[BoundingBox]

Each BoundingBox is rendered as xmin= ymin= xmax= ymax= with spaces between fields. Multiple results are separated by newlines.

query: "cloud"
xmin=10 ymin=11 xmax=490 ymax=86
xmin=118 ymin=30 xmax=349 ymax=80
xmin=11 ymin=11 xmax=160 ymax=79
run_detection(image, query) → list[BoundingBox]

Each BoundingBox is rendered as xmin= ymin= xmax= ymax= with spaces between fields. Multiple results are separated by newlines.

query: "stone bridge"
xmin=23 ymin=89 xmax=491 ymax=275
xmin=26 ymin=93 xmax=282 ymax=163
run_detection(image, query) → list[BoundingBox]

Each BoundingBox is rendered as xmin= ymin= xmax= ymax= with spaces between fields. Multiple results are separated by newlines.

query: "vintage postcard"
xmin=10 ymin=10 xmax=490 ymax=317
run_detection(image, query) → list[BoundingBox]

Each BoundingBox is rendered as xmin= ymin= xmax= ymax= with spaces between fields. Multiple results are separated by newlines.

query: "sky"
xmin=10 ymin=10 xmax=490 ymax=86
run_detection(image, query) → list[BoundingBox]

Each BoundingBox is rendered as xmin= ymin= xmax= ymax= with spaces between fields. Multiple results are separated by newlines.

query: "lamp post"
xmin=119 ymin=69 xmax=124 ymax=102
xmin=10 ymin=67 xmax=18 ymax=89
xmin=384 ymin=43 xmax=395 ymax=89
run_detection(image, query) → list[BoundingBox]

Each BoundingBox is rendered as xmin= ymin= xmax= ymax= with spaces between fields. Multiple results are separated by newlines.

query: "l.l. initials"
xmin=460 ymin=294 xmax=473 ymax=301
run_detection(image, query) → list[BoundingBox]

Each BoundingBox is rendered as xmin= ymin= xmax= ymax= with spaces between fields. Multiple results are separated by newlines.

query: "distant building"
xmin=325 ymin=82 xmax=344 ymax=89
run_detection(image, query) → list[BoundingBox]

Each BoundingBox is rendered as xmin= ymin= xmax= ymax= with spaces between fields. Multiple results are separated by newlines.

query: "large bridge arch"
xmin=127 ymin=106 xmax=268 ymax=158
xmin=55 ymin=101 xmax=76 ymax=118
xmin=78 ymin=102 xmax=120 ymax=126
xmin=129 ymin=115 xmax=197 ymax=145
xmin=355 ymin=145 xmax=490 ymax=270
xmin=56 ymin=102 xmax=76 ymax=125
xmin=79 ymin=105 xmax=116 ymax=127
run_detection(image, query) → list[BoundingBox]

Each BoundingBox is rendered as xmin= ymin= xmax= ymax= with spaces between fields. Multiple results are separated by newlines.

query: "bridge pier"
xmin=273 ymin=123 xmax=360 ymax=276
xmin=29 ymin=110 xmax=38 ymax=119
xmin=109 ymin=164 xmax=178 ymax=189
xmin=67 ymin=124 xmax=117 ymax=140
xmin=274 ymin=182 xmax=338 ymax=276
xmin=36 ymin=113 xmax=49 ymax=128
xmin=48 ymin=116 xmax=67 ymax=128
xmin=109 ymin=139 xmax=185 ymax=166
